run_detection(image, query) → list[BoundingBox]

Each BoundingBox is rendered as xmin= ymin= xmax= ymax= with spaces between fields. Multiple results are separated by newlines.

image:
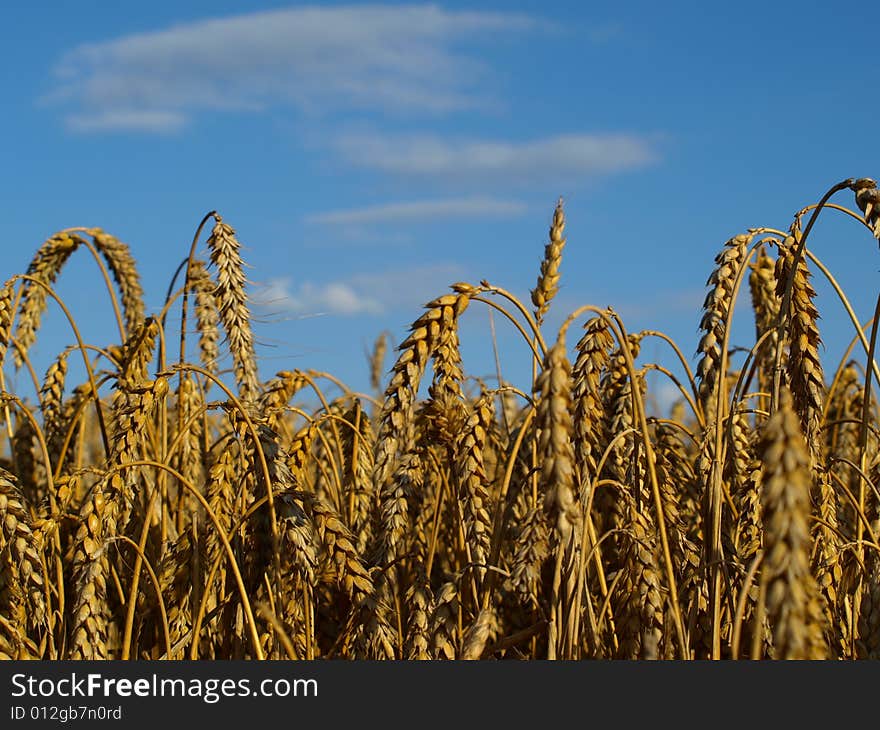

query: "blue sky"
xmin=3 ymin=1 xmax=879 ymax=407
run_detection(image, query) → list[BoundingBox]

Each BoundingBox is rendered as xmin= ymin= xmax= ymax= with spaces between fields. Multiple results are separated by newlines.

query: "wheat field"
xmin=2 ymin=177 xmax=880 ymax=660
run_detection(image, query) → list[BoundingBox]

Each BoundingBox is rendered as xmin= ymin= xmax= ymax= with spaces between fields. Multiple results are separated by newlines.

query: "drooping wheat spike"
xmin=425 ymin=299 xmax=467 ymax=450
xmin=300 ymin=490 xmax=372 ymax=597
xmin=118 ymin=316 xmax=159 ymax=385
xmin=206 ymin=215 xmax=259 ymax=402
xmin=0 ymin=546 xmax=34 ymax=658
xmin=653 ymin=423 xmax=701 ymax=599
xmin=0 ymin=491 xmax=38 ymax=657
xmin=856 ymin=557 xmax=880 ymax=658
xmin=596 ymin=335 xmax=642 ymax=567
xmin=403 ymin=566 xmax=432 ymax=660
xmin=813 ymin=468 xmax=845 ymax=655
xmin=109 ymin=378 xmax=166 ymax=528
xmin=615 ymin=494 xmax=665 ymax=660
xmin=734 ymin=460 xmax=763 ymax=564
xmin=531 ymin=198 xmax=566 ymax=326
xmin=695 ymin=233 xmax=751 ymax=417
xmin=0 ymin=279 xmax=15 ymax=366
xmin=310 ymin=487 xmax=396 ymax=659
xmin=271 ymin=487 xmax=319 ymax=658
xmin=856 ymin=464 xmax=880 ymax=657
xmin=508 ymin=503 xmax=550 ymax=598
xmin=0 ymin=518 xmax=24 ymax=657
xmin=286 ymin=422 xmax=316 ymax=492
xmin=188 ymin=258 xmax=221 ymax=376
xmin=253 ymin=425 xmax=318 ymax=585
xmin=201 ymin=446 xmax=239 ymax=658
xmin=156 ymin=528 xmax=195 ymax=651
xmin=748 ymin=243 xmax=781 ymax=401
xmin=605 ymin=336 xmax=642 ymax=482
xmin=852 ymin=177 xmax=880 ymax=239
xmin=204 ymin=446 xmax=238 ymax=591
xmin=731 ymin=457 xmax=771 ymax=658
xmin=826 ymin=362 xmax=860 ymax=464
xmin=718 ymin=408 xmax=766 ymax=652
xmin=67 ymin=484 xmax=112 ymax=659
xmin=774 ymin=230 xmax=825 ymax=462
xmin=47 ymin=470 xmax=77 ymax=529
xmin=277 ymin=567 xmax=313 ymax=656
xmin=45 ymin=383 xmax=91 ymax=476
xmin=724 ymin=408 xmax=752 ymax=545
xmin=460 ymin=607 xmax=496 ymax=660
xmin=14 ymin=233 xmax=83 ymax=369
xmin=775 ymin=230 xmax=841 ymax=643
xmin=655 ymin=419 xmax=700 ymax=525
xmin=259 ymin=370 xmax=307 ymax=434
xmin=704 ymin=371 xmax=745 ymax=572
xmin=864 ymin=435 xmax=880 ymax=536
xmin=374 ymin=290 xmax=472 ymax=484
xmin=455 ymin=393 xmax=495 ymax=581
xmin=0 ymin=470 xmax=47 ymax=638
xmin=106 ymin=318 xmax=161 ymax=530
xmin=326 ymin=438 xmax=397 ymax=661
xmin=827 ymin=364 xmax=869 ymax=537
xmin=431 ymin=580 xmax=460 ymax=659
xmin=376 ymin=447 xmax=422 ymax=579
xmin=11 ymin=408 xmax=38 ymax=507
xmin=347 ymin=589 xmax=397 ymax=660
xmin=572 ymin=314 xmax=614 ymax=500
xmin=652 ymin=420 xmax=705 ymax=654
xmin=758 ymin=387 xmax=828 ymax=659
xmin=372 ymin=289 xmax=472 ymax=562
xmin=91 ymin=230 xmax=146 ymax=338
xmin=174 ymin=372 xmax=205 ymax=497
xmin=40 ymin=348 xmax=68 ymax=461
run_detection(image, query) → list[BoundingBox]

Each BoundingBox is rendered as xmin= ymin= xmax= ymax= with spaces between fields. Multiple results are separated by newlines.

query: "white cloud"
xmin=305 ymin=197 xmax=526 ymax=225
xmin=47 ymin=5 xmax=537 ymax=132
xmin=332 ymin=132 xmax=659 ymax=179
xmin=255 ymin=264 xmax=465 ymax=317
xmin=268 ymin=281 xmax=384 ymax=316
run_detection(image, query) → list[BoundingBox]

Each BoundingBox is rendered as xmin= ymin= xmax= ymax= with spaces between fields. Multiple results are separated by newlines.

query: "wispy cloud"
xmin=305 ymin=196 xmax=526 ymax=226
xmin=587 ymin=22 xmax=623 ymax=44
xmin=332 ymin=131 xmax=660 ymax=180
xmin=47 ymin=5 xmax=537 ymax=132
xmin=254 ymin=264 xmax=465 ymax=317
xmin=65 ymin=109 xmax=187 ymax=133
xmin=258 ymin=279 xmax=384 ymax=316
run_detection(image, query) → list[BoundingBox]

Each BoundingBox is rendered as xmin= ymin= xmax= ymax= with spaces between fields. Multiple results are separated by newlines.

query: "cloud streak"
xmin=332 ymin=131 xmax=660 ymax=180
xmin=305 ymin=197 xmax=526 ymax=225
xmin=48 ymin=5 xmax=537 ymax=132
xmin=65 ymin=109 xmax=187 ymax=133
xmin=254 ymin=264 xmax=465 ymax=317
